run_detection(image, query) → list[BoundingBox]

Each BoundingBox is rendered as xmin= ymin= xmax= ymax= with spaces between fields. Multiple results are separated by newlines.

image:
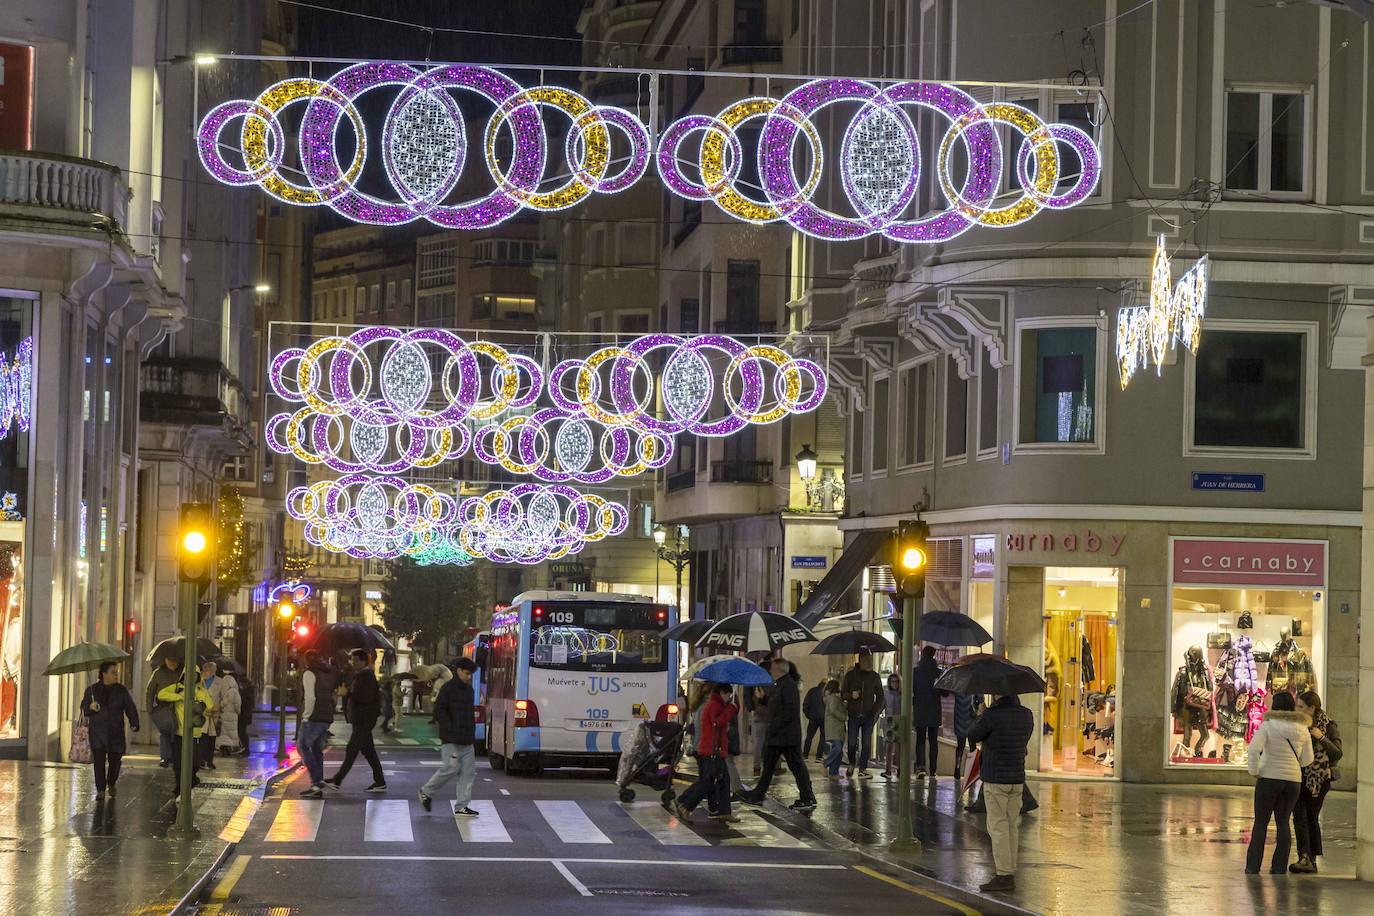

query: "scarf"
xmin=1303 ymin=709 xmax=1333 ymax=794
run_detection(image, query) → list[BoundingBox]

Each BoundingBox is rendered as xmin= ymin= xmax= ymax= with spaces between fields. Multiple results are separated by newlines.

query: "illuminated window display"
xmin=1167 ymin=538 xmax=1325 ymax=768
xmin=0 ymin=296 xmax=31 ymax=741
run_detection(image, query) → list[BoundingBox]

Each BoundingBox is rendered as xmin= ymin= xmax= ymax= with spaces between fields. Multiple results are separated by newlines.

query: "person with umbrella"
xmin=145 ymin=655 xmax=182 ymax=768
xmin=674 ymin=682 xmax=740 ymax=823
xmin=80 ymin=661 xmax=139 ymax=798
xmin=740 ymin=657 xmax=818 ymax=813
xmin=966 ymin=692 xmax=1035 ymax=894
xmin=156 ymin=672 xmax=214 ymax=799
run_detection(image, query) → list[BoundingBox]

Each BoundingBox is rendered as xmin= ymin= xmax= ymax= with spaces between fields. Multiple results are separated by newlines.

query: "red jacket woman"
xmin=697 ymin=689 xmax=739 ymax=758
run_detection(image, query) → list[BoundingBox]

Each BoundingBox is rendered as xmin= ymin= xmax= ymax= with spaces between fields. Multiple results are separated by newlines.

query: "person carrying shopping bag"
xmin=80 ymin=661 xmax=140 ymax=798
xmin=156 ymin=676 xmax=214 ymax=799
xmin=674 ymin=683 xmax=740 ymax=823
xmin=1245 ymin=691 xmax=1313 ymax=875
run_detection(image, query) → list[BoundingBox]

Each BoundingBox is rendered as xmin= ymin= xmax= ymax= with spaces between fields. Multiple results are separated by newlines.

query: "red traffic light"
xmin=125 ymin=619 xmax=138 ymax=635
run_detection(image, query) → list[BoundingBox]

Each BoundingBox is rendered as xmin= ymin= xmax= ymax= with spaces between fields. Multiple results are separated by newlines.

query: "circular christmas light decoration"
xmin=200 ymin=65 xmax=1099 ymax=240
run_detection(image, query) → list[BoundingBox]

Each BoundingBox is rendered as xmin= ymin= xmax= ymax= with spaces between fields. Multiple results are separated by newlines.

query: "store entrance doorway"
xmin=1041 ymin=566 xmax=1120 ymax=777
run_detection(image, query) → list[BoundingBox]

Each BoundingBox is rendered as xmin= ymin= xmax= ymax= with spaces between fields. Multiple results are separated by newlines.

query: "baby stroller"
xmin=615 ymin=719 xmax=685 ymax=804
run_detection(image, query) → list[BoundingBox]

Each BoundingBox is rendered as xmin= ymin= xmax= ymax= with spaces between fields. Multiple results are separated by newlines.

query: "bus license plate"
xmin=573 ymin=719 xmax=619 ymax=730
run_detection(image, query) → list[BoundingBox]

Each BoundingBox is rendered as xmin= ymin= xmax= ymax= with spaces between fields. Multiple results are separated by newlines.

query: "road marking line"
xmin=618 ymin=802 xmax=710 ymax=846
xmin=499 ymin=788 xmax=510 ymax=796
xmin=535 ymin=800 xmax=611 ymax=844
xmin=720 ymin=811 xmax=812 ymax=850
xmin=852 ymin=865 xmax=982 ymax=916
xmin=258 ymin=855 xmax=848 ymax=869
xmin=218 ymin=796 xmax=260 ymax=843
xmin=398 ymin=738 xmax=419 ymax=745
xmin=453 ymin=799 xmax=512 ymax=842
xmin=208 ymin=854 xmax=252 ymax=900
xmin=483 ymin=777 xmax=492 ymax=781
xmin=552 ymin=860 xmax=594 ymax=897
xmin=364 ymin=800 xmax=414 ymax=842
xmin=265 ymin=800 xmax=324 ymax=842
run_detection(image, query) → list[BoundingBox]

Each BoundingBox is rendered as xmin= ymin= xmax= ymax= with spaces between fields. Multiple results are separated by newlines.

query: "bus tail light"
xmin=656 ymin=703 xmax=679 ymax=723
xmin=514 ymin=699 xmax=540 ymax=727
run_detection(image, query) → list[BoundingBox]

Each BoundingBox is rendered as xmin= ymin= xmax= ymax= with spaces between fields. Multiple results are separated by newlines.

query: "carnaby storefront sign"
xmin=1006 ymin=530 xmax=1125 ymax=556
xmin=1172 ymin=538 xmax=1325 ymax=587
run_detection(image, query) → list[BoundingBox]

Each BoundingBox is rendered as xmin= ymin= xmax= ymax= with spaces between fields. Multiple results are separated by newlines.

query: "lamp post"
xmin=796 ymin=444 xmax=841 ymax=511
xmin=653 ymin=524 xmax=690 ymax=617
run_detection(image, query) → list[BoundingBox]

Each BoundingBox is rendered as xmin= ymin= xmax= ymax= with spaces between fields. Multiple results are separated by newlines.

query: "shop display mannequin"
xmin=0 ymin=546 xmax=20 ymax=735
xmin=1171 ymin=646 xmax=1216 ymax=757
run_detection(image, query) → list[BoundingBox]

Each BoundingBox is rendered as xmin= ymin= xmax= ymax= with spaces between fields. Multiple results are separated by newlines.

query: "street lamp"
xmin=653 ymin=524 xmax=690 ymax=617
xmin=796 ymin=444 xmax=842 ymax=511
xmin=796 ymin=444 xmax=818 ymax=483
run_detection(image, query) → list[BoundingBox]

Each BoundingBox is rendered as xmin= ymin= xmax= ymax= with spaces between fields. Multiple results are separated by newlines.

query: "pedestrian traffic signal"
xmin=892 ymin=520 xmax=929 ymax=598
xmin=178 ymin=503 xmax=215 ymax=585
xmin=123 ymin=618 xmax=138 ymax=652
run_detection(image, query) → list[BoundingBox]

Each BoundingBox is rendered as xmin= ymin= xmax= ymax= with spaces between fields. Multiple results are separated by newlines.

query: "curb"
xmin=755 ymin=794 xmax=1035 ymax=916
xmin=170 ymin=758 xmax=301 ymax=916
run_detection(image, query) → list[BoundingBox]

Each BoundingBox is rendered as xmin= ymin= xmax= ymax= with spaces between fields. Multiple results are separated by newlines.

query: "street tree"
xmin=380 ymin=558 xmax=488 ymax=661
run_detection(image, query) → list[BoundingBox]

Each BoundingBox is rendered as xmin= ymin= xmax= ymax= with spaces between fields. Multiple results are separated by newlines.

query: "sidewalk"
xmin=0 ymin=711 xmax=288 ymax=915
xmin=751 ymin=758 xmax=1366 ymax=915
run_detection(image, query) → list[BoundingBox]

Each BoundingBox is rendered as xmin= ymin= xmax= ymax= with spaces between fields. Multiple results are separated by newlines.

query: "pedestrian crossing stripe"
xmin=259 ymin=797 xmax=819 ymax=850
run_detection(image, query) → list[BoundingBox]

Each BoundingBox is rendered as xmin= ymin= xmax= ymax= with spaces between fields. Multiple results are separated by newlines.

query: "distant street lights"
xmin=653 ymin=523 xmax=690 ymax=616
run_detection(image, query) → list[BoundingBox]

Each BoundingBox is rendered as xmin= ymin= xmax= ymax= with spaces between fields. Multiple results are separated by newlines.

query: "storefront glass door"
xmin=1041 ymin=567 xmax=1120 ymax=777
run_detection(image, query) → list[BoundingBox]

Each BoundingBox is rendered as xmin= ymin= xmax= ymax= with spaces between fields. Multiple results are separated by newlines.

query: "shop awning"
xmin=795 ymin=529 xmax=890 ymax=628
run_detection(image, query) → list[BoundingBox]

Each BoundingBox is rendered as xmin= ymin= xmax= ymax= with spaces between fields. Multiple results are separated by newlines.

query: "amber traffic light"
xmin=892 ymin=520 xmax=929 ymax=598
xmin=178 ymin=503 xmax=214 ymax=586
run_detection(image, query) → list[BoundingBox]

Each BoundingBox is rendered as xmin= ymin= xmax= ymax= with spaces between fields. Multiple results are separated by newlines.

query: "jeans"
xmin=1247 ymin=777 xmax=1301 ymax=873
xmin=985 ymin=782 xmax=1023 ymax=875
xmin=298 ymin=721 xmax=331 ymax=786
xmin=751 ymin=744 xmax=816 ymax=804
xmin=915 ymin=725 xmax=939 ymax=774
xmin=680 ymin=755 xmax=730 ymax=816
xmin=159 ymin=731 xmax=173 ymax=764
xmin=823 ymin=738 xmax=844 ymax=775
xmin=846 ymin=715 xmax=875 ymax=770
xmin=1293 ymin=778 xmax=1331 ymax=859
xmin=725 ymin=755 xmax=744 ymax=792
xmin=422 ymin=743 xmax=476 ymax=808
xmin=92 ymin=749 xmax=123 ymax=792
xmin=803 ymin=719 xmax=824 ymax=758
xmin=333 ymin=712 xmax=384 ymax=784
xmin=751 ymin=717 xmax=768 ymax=772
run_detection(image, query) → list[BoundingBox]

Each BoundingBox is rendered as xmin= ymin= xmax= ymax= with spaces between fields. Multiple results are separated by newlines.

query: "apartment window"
xmin=679 ymin=298 xmax=700 ymax=333
xmin=417 ymin=236 xmax=458 ymax=288
xmin=400 ymin=279 xmax=412 ymax=308
xmin=588 ymin=313 xmax=604 ymax=333
xmin=1225 ymin=89 xmax=1308 ymax=195
xmin=354 ymin=286 xmax=366 ymax=315
xmin=417 ymin=291 xmax=456 ymax=325
xmin=871 ymin=375 xmax=890 ymax=474
xmin=1016 ymin=323 xmax=1103 ymax=448
xmin=472 ymin=294 xmax=536 ymax=321
xmin=898 ymin=360 xmax=936 ymax=468
xmin=385 ymin=281 xmax=396 ymax=308
xmin=312 ymin=291 xmax=324 ymax=319
xmin=335 ymin=289 xmax=345 ymax=317
xmin=473 ymin=238 xmax=535 ymax=266
xmin=944 ymin=358 xmax=968 ymax=461
xmin=1185 ymin=322 xmax=1316 ymax=457
xmin=369 ymin=284 xmax=380 ymax=312
xmin=850 ymin=407 xmax=865 ymax=478
xmin=617 ymin=311 xmax=650 ymax=334
xmin=977 ymin=348 xmax=999 ymax=457
xmin=726 ymin=260 xmax=760 ymax=328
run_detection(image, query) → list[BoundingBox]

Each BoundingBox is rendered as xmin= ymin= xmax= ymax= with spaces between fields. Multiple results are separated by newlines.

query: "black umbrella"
xmin=661 ymin=618 xmax=713 ymax=643
xmin=313 ymin=622 xmax=395 ymax=654
xmin=810 ymin=629 xmax=896 ymax=655
xmin=146 ymin=636 xmax=221 ymax=668
xmin=697 ymin=611 xmax=817 ymax=654
xmin=212 ymin=656 xmax=245 ymax=677
xmin=934 ymin=653 xmax=1046 ymax=696
xmin=918 ymin=611 xmax=993 ymax=648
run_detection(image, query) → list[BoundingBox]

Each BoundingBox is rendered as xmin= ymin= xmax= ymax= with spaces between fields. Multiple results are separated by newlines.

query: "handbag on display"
xmin=1206 ymin=632 xmax=1232 ymax=650
xmin=1185 ymin=686 xmax=1212 ymax=709
xmin=1252 ymin=651 xmax=1271 ymax=664
xmin=69 ymin=717 xmax=92 ymax=764
xmin=1291 ymin=618 xmax=1303 ymax=637
xmin=1237 ymin=612 xmax=1254 ymax=629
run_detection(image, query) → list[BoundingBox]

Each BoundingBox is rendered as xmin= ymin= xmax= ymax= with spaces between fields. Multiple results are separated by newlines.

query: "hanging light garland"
xmin=199 ymin=63 xmax=1099 ymax=240
xmin=0 ymin=336 xmax=33 ymax=441
xmin=1116 ymin=235 xmax=1208 ymax=388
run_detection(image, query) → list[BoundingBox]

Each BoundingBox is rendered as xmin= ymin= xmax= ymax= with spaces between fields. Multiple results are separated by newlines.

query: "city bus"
xmin=460 ymin=630 xmax=493 ymax=753
xmin=486 ymin=591 xmax=678 ymax=774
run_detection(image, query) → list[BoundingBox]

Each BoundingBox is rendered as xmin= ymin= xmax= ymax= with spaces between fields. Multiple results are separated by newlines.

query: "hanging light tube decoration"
xmin=0 ymin=337 xmax=33 ymax=440
xmin=198 ymin=63 xmax=1100 ymax=240
xmin=1116 ymin=235 xmax=1208 ymax=388
xmin=266 ymin=328 xmax=827 ymax=477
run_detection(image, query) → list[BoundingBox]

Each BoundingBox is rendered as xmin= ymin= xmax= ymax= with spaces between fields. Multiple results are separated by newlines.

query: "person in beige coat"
xmin=1245 ymin=692 xmax=1314 ymax=875
xmin=211 ymin=671 xmax=243 ymax=754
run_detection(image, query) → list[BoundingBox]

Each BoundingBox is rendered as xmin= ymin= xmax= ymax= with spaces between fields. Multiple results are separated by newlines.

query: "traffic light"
xmin=892 ymin=519 xmax=929 ymax=598
xmin=275 ymin=598 xmax=298 ymax=623
xmin=178 ymin=502 xmax=215 ymax=586
xmin=123 ymin=618 xmax=138 ymax=653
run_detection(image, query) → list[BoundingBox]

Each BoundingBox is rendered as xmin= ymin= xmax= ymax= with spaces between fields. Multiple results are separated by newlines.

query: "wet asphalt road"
xmin=194 ymin=745 xmax=978 ymax=915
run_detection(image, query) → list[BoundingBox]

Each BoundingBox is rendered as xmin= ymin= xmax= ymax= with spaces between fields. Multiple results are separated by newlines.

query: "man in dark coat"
xmin=741 ymin=657 xmax=817 ymax=812
xmin=967 ymin=694 xmax=1035 ymax=894
xmin=82 ymin=661 xmax=140 ymax=797
xmin=912 ymin=645 xmax=944 ymax=778
xmin=802 ymin=678 xmax=826 ymax=761
xmin=841 ymin=649 xmax=884 ymax=777
xmin=417 ymin=659 xmax=480 ymax=817
xmin=325 ymin=649 xmax=386 ymax=792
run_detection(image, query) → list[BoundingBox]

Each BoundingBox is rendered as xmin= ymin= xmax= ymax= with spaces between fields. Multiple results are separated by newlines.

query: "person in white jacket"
xmin=211 ymin=671 xmax=243 ymax=755
xmin=1245 ymin=692 xmax=1314 ymax=874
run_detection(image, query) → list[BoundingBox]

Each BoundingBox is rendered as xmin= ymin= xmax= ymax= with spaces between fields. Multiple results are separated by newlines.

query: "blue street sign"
xmin=791 ymin=555 xmax=828 ymax=569
xmin=1191 ymin=472 xmax=1265 ymax=493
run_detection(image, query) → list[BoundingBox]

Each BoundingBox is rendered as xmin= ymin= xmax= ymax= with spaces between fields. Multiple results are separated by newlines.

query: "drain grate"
xmin=197 ymin=777 xmax=257 ymax=789
xmin=191 ymin=906 xmax=297 ymax=916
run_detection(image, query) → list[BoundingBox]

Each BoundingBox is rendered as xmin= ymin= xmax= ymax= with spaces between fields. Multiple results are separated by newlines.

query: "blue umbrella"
xmin=692 ymin=656 xmax=773 ymax=687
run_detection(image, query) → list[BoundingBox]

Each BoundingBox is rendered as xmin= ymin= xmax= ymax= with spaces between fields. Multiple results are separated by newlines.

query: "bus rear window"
xmin=530 ymin=623 xmax=667 ymax=672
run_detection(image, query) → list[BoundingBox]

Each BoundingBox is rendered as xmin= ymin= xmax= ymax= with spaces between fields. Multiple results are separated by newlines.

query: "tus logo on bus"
xmin=588 ymin=676 xmax=621 ymax=696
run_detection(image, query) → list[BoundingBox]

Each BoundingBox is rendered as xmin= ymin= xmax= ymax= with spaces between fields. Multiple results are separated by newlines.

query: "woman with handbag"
xmin=79 ymin=661 xmax=139 ymax=798
xmin=1244 ymin=691 xmax=1313 ymax=874
xmin=1290 ymin=691 xmax=1342 ymax=873
xmin=157 ymin=676 xmax=214 ymax=799
xmin=673 ymin=683 xmax=739 ymax=823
